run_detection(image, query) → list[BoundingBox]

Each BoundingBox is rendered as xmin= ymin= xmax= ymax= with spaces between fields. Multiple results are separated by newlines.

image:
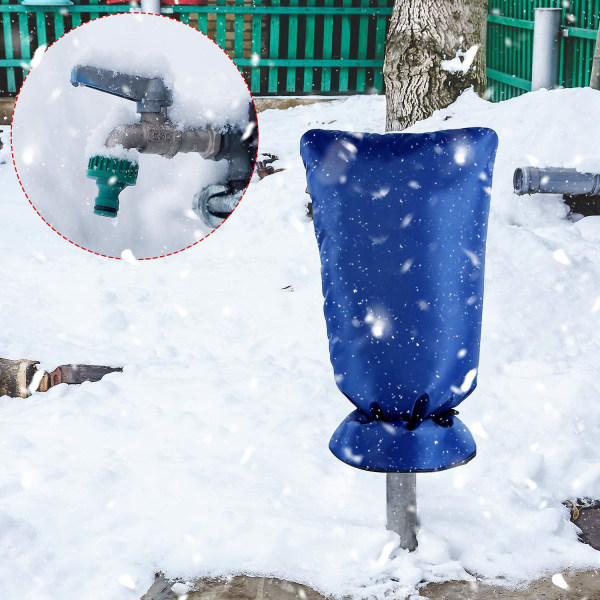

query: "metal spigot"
xmin=71 ymin=65 xmax=221 ymax=160
xmin=71 ymin=65 xmax=257 ymax=223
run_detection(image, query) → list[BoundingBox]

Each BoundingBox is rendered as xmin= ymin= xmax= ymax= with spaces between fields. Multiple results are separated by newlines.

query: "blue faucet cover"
xmin=300 ymin=127 xmax=498 ymax=472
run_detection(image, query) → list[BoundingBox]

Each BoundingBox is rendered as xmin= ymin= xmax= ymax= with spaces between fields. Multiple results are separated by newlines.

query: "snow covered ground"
xmin=1 ymin=88 xmax=600 ymax=600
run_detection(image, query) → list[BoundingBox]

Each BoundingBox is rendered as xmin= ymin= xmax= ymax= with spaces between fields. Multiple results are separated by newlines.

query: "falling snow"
xmin=1 ymin=87 xmax=600 ymax=599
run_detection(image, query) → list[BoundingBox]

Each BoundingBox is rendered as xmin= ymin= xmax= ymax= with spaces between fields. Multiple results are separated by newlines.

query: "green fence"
xmin=3 ymin=1 xmax=599 ymax=100
xmin=0 ymin=0 xmax=393 ymax=96
xmin=487 ymin=0 xmax=600 ymax=101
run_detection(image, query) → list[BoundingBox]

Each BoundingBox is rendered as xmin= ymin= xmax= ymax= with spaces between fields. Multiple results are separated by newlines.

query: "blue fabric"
xmin=300 ymin=127 xmax=498 ymax=472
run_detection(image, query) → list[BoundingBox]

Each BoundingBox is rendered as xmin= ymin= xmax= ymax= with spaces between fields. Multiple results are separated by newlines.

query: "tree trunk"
xmin=384 ymin=0 xmax=487 ymax=132
xmin=590 ymin=26 xmax=600 ymax=90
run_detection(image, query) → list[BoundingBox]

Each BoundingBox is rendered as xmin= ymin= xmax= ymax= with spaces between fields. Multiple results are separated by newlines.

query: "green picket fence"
xmin=0 ymin=0 xmax=393 ymax=96
xmin=2 ymin=1 xmax=599 ymax=101
xmin=487 ymin=0 xmax=600 ymax=101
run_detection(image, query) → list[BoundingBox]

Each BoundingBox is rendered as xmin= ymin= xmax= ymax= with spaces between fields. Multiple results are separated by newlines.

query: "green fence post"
xmin=356 ymin=0 xmax=370 ymax=92
xmin=35 ymin=10 xmax=47 ymax=50
xmin=54 ymin=8 xmax=65 ymax=39
xmin=338 ymin=0 xmax=351 ymax=92
xmin=234 ymin=0 xmax=244 ymax=59
xmin=520 ymin=5 xmax=526 ymax=84
xmin=286 ymin=0 xmax=298 ymax=92
xmin=251 ymin=0 xmax=261 ymax=93
xmin=18 ymin=6 xmax=31 ymax=82
xmin=268 ymin=0 xmax=280 ymax=93
xmin=198 ymin=6 xmax=208 ymax=33
xmin=373 ymin=0 xmax=387 ymax=91
xmin=561 ymin=7 xmax=568 ymax=88
xmin=216 ymin=0 xmax=226 ymax=50
xmin=584 ymin=28 xmax=591 ymax=86
xmin=321 ymin=0 xmax=333 ymax=92
xmin=303 ymin=0 xmax=315 ymax=92
xmin=178 ymin=8 xmax=190 ymax=25
xmin=511 ymin=19 xmax=516 ymax=89
xmin=90 ymin=0 xmax=99 ymax=21
xmin=1 ymin=0 xmax=15 ymax=93
xmin=72 ymin=4 xmax=81 ymax=28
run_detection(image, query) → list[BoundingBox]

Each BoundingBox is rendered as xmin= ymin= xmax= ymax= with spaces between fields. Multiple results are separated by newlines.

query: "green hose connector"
xmin=86 ymin=155 xmax=139 ymax=218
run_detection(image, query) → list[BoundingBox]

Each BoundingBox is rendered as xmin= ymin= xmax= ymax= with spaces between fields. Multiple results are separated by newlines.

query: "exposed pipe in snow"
xmin=386 ymin=473 xmax=418 ymax=551
xmin=513 ymin=167 xmax=600 ymax=197
xmin=531 ymin=8 xmax=562 ymax=91
xmin=514 ymin=166 xmax=600 ymax=216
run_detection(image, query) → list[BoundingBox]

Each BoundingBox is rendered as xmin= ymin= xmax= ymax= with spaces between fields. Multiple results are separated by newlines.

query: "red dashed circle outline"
xmin=10 ymin=12 xmax=259 ymax=261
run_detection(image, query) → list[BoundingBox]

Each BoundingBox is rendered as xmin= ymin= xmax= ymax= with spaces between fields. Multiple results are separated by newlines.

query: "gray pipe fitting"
xmin=72 ymin=65 xmax=223 ymax=159
xmin=105 ymin=112 xmax=222 ymax=159
xmin=192 ymin=183 xmax=241 ymax=230
xmin=513 ymin=167 xmax=600 ymax=196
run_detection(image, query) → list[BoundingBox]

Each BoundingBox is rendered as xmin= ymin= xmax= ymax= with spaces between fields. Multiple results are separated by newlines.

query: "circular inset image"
xmin=11 ymin=13 xmax=258 ymax=259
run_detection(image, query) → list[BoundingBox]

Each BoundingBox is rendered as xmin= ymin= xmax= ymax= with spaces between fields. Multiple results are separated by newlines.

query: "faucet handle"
xmin=70 ymin=65 xmax=173 ymax=113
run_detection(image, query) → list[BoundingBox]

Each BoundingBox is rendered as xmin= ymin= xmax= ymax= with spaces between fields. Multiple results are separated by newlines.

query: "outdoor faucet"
xmin=71 ymin=65 xmax=257 ymax=223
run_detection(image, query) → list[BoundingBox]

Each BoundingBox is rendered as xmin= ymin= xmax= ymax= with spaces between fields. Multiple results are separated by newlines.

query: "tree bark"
xmin=590 ymin=26 xmax=600 ymax=90
xmin=384 ymin=0 xmax=487 ymax=132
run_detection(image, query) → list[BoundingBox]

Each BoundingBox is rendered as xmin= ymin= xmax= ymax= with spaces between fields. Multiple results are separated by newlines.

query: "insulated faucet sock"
xmin=300 ymin=127 xmax=498 ymax=472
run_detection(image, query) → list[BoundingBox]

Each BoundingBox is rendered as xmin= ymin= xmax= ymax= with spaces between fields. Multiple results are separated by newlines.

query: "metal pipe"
xmin=206 ymin=190 xmax=241 ymax=217
xmin=386 ymin=473 xmax=418 ymax=551
xmin=141 ymin=0 xmax=160 ymax=14
xmin=105 ymin=114 xmax=222 ymax=159
xmin=513 ymin=167 xmax=600 ymax=196
xmin=531 ymin=8 xmax=562 ymax=91
xmin=179 ymin=128 xmax=222 ymax=157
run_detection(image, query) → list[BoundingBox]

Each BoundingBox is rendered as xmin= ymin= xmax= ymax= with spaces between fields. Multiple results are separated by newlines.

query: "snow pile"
xmin=1 ymin=88 xmax=600 ymax=600
xmin=10 ymin=13 xmax=251 ymax=259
